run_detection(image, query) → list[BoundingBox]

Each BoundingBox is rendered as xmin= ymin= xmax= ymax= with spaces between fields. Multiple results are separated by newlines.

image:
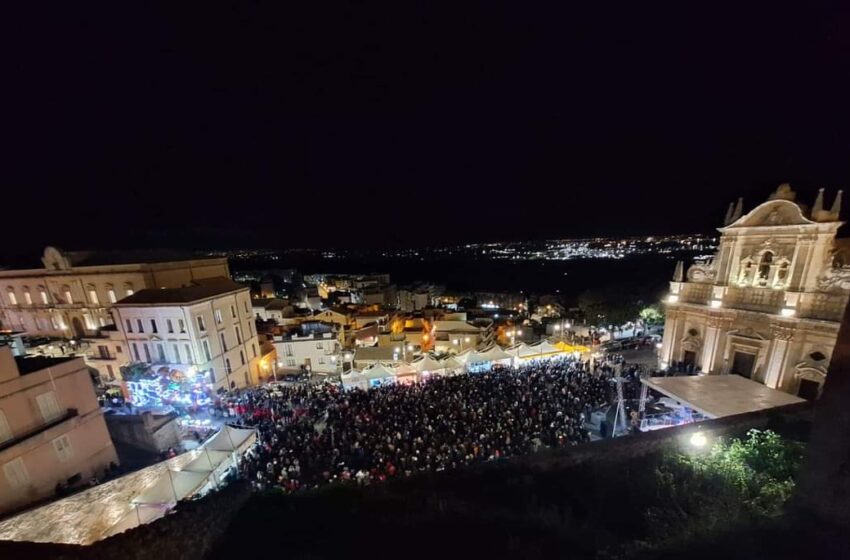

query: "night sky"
xmin=7 ymin=2 xmax=850 ymax=255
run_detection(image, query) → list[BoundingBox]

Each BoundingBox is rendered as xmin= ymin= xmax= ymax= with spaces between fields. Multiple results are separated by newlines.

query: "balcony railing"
xmin=0 ymin=408 xmax=78 ymax=453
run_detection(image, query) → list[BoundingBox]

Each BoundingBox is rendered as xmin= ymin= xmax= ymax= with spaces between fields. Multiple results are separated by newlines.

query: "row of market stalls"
xmin=0 ymin=425 xmax=257 ymax=545
xmin=340 ymin=339 xmax=592 ymax=390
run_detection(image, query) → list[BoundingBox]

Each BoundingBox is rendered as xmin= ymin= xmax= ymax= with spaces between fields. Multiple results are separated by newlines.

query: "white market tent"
xmin=641 ymin=374 xmax=805 ymax=419
xmin=505 ymin=343 xmax=531 ymax=358
xmin=204 ymin=425 xmax=257 ymax=452
xmin=0 ymin=424 xmax=257 ymax=545
xmin=411 ymin=354 xmax=444 ymax=373
xmin=477 ymin=345 xmax=513 ymax=362
xmin=132 ymin=470 xmax=209 ymax=506
xmin=340 ymin=369 xmax=369 ymax=390
xmin=439 ymin=356 xmax=464 ymax=373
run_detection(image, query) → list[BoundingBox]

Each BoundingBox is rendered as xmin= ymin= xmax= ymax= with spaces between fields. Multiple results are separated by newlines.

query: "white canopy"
xmin=440 ymin=356 xmax=463 ymax=371
xmin=477 ymin=345 xmax=513 ymax=362
xmin=132 ymin=470 xmax=209 ymax=506
xmin=394 ymin=363 xmax=418 ymax=376
xmin=340 ymin=369 xmax=368 ymax=390
xmin=181 ymin=449 xmax=232 ymax=473
xmin=205 ymin=425 xmax=256 ymax=452
xmin=412 ymin=354 xmax=444 ymax=372
xmin=505 ymin=343 xmax=531 ymax=357
xmin=362 ymin=362 xmax=396 ymax=379
xmin=454 ymin=349 xmax=475 ymax=364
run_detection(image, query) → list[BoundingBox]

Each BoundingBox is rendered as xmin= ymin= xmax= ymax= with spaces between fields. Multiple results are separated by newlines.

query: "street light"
xmin=689 ymin=431 xmax=707 ymax=448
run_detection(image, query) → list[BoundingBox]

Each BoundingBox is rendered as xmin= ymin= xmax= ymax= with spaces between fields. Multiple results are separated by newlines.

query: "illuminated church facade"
xmin=659 ymin=184 xmax=850 ymax=399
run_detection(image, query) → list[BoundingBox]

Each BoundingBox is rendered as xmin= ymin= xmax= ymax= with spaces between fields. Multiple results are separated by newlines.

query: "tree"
xmin=639 ymin=305 xmax=664 ymax=324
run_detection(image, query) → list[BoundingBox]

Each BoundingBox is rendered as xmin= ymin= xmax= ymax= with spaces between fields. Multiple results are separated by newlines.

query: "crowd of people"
xmin=236 ymin=356 xmax=626 ymax=493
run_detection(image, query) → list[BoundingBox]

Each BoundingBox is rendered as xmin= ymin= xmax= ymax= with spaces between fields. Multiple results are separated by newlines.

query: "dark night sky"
xmin=6 ymin=1 xmax=850 ymax=255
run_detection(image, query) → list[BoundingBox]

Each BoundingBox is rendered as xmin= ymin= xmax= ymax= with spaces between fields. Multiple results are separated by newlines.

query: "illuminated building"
xmin=110 ymin=277 xmax=261 ymax=391
xmin=273 ymin=327 xmax=342 ymax=374
xmin=0 ymin=246 xmax=230 ymax=338
xmin=660 ymin=184 xmax=850 ymax=398
xmin=0 ymin=348 xmax=118 ymax=514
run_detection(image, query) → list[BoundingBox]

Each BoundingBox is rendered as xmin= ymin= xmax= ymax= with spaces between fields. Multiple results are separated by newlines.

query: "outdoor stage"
xmin=641 ymin=374 xmax=806 ymax=421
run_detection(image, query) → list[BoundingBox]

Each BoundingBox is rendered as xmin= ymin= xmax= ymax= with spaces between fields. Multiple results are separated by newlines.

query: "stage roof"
xmin=641 ymin=374 xmax=805 ymax=419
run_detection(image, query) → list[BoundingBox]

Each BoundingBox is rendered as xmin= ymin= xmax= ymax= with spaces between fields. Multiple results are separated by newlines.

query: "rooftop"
xmin=115 ymin=277 xmax=247 ymax=305
xmin=642 ymin=374 xmax=806 ymax=418
xmin=14 ymin=355 xmax=75 ymax=376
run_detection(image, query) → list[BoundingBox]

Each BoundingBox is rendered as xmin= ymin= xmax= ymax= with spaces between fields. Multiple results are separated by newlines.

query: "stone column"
xmin=764 ymin=324 xmax=795 ymax=389
xmin=701 ymin=319 xmax=720 ymax=373
xmin=660 ymin=308 xmax=680 ymax=368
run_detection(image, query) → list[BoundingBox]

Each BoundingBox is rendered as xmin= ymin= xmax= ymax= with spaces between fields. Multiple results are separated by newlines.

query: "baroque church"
xmin=659 ymin=184 xmax=850 ymax=399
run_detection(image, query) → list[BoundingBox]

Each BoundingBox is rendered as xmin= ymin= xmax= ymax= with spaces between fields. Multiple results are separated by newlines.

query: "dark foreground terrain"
xmin=3 ymin=405 xmax=840 ymax=560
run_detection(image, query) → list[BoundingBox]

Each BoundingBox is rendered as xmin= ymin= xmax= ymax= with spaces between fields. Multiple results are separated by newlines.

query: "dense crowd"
xmin=236 ymin=357 xmax=626 ymax=493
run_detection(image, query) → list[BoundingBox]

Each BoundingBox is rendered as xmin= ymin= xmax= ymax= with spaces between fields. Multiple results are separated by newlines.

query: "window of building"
xmin=240 ymin=350 xmax=246 ymax=365
xmin=143 ymin=343 xmax=151 ymax=362
xmin=167 ymin=319 xmax=174 ymax=334
xmin=178 ymin=319 xmax=186 ymax=333
xmin=39 ymin=289 xmax=49 ymax=305
xmin=810 ymin=351 xmax=827 ymax=362
xmin=318 ymin=356 xmax=325 ymax=364
xmin=220 ymin=332 xmax=228 ymax=352
xmin=235 ymin=326 xmax=242 ymax=345
xmin=225 ymin=358 xmax=232 ymax=374
xmin=149 ymin=319 xmax=157 ymax=333
xmin=36 ymin=391 xmax=62 ymax=422
xmin=3 ymin=458 xmax=30 ymax=488
xmin=124 ymin=282 xmax=134 ymax=296
xmin=252 ymin=343 xmax=257 ymax=358
xmin=63 ymin=287 xmax=73 ymax=304
xmin=24 ymin=290 xmax=32 ymax=305
xmin=185 ymin=343 xmax=194 ymax=364
xmin=107 ymin=288 xmax=117 ymax=303
xmin=316 ymin=341 xmax=323 ymax=349
xmin=197 ymin=316 xmax=206 ymax=332
xmin=132 ymin=343 xmax=140 ymax=361
xmin=126 ymin=319 xmax=133 ymax=333
xmin=172 ymin=344 xmax=181 ymax=363
xmin=51 ymin=315 xmax=60 ymax=330
xmin=116 ymin=345 xmax=122 ymax=354
xmin=98 ymin=316 xmax=106 ymax=327
xmin=202 ymin=339 xmax=212 ymax=361
xmin=7 ymin=290 xmax=17 ymax=306
xmin=286 ymin=358 xmax=296 ymax=367
xmin=88 ymin=288 xmax=99 ymax=305
xmin=0 ymin=410 xmax=11 ymax=443
xmin=84 ymin=313 xmax=96 ymax=331
xmin=215 ymin=309 xmax=223 ymax=324
xmin=756 ymin=251 xmax=773 ymax=287
xmin=157 ymin=344 xmax=166 ymax=362
xmin=209 ymin=369 xmax=216 ymax=383
xmin=137 ymin=319 xmax=144 ymax=333
xmin=52 ymin=435 xmax=73 ymax=463
xmin=230 ymin=305 xmax=237 ymax=319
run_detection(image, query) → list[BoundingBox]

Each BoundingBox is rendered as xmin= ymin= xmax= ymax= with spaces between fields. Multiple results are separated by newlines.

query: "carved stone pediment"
xmin=728 ymin=199 xmax=813 ymax=228
xmin=687 ymin=258 xmax=717 ymax=283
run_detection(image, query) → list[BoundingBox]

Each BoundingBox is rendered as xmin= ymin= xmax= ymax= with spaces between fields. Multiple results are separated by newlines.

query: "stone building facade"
xmin=0 ymin=247 xmax=229 ymax=339
xmin=660 ymin=184 xmax=850 ymax=399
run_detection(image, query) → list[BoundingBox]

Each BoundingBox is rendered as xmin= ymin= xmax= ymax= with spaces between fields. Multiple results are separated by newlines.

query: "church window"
xmin=756 ymin=252 xmax=773 ymax=287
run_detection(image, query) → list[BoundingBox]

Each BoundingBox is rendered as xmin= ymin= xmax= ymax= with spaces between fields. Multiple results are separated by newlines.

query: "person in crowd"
xmin=233 ymin=355 xmax=638 ymax=493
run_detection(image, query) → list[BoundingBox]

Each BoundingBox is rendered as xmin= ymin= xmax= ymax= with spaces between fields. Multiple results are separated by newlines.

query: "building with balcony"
xmin=0 ymin=348 xmax=118 ymax=514
xmin=110 ymin=277 xmax=261 ymax=391
xmin=660 ymin=184 xmax=850 ymax=399
xmin=432 ymin=318 xmax=495 ymax=354
xmin=0 ymin=246 xmax=230 ymax=339
xmin=273 ymin=327 xmax=342 ymax=375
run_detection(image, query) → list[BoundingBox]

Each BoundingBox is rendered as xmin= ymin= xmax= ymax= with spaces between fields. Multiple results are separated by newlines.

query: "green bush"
xmin=645 ymin=429 xmax=803 ymax=547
